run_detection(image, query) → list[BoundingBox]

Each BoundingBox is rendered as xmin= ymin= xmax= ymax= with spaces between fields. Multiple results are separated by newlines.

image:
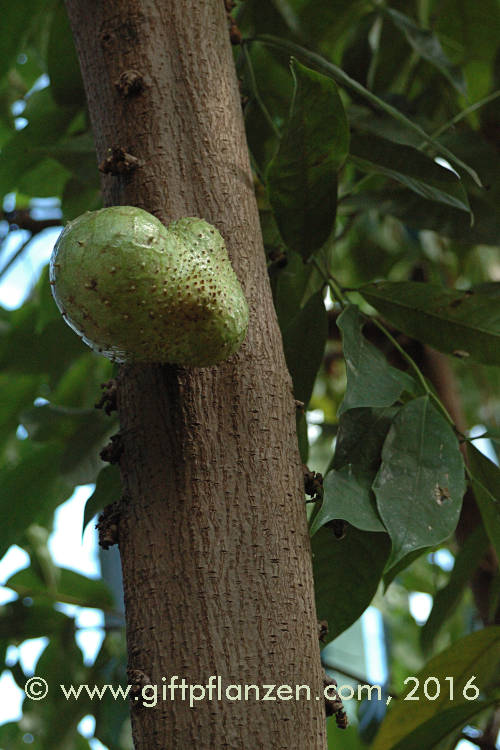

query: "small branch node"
xmin=100 ymin=433 xmax=124 ymax=465
xmin=96 ymin=501 xmax=121 ymax=549
xmin=318 ymin=620 xmax=328 ymax=642
xmin=303 ymin=465 xmax=323 ymax=503
xmin=115 ymin=70 xmax=145 ymax=97
xmin=95 ymin=379 xmax=118 ymax=415
xmin=127 ymin=668 xmax=151 ymax=707
xmin=323 ymin=673 xmax=348 ymax=728
xmin=99 ymin=146 xmax=141 ymax=175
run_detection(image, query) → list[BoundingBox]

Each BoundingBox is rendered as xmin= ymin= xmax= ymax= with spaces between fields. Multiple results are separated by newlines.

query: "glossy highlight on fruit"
xmin=49 ymin=206 xmax=249 ymax=366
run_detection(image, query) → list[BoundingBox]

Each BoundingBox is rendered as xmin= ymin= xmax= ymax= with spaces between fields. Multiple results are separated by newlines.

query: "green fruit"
xmin=49 ymin=206 xmax=249 ymax=366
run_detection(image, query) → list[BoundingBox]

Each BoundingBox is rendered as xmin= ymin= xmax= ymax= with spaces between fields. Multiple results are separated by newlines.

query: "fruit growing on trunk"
xmin=50 ymin=206 xmax=249 ymax=366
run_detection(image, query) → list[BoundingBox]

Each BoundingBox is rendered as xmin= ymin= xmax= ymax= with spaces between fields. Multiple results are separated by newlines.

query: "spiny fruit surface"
xmin=49 ymin=206 xmax=249 ymax=366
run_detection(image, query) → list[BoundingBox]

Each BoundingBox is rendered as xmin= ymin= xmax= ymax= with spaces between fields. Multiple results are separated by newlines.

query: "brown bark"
xmin=64 ymin=1 xmax=327 ymax=748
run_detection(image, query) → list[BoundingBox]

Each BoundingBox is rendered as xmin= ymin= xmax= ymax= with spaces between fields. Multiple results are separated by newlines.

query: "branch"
xmin=2 ymin=209 xmax=61 ymax=236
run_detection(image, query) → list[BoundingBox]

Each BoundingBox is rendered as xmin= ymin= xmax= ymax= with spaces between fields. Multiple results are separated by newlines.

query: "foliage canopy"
xmin=0 ymin=0 xmax=500 ymax=747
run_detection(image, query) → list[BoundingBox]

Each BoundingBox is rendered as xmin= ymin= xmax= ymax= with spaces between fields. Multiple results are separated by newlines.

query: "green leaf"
xmin=35 ymin=626 xmax=94 ymax=747
xmin=47 ymin=3 xmax=85 ymax=108
xmin=0 ymin=299 xmax=88 ymax=384
xmin=6 ymin=566 xmax=114 ymax=610
xmin=83 ymin=465 xmax=122 ymax=534
xmin=348 ymin=188 xmax=500 ymax=246
xmin=62 ymin=177 xmax=102 ymax=220
xmin=267 ymin=58 xmax=349 ymax=260
xmin=383 ymin=547 xmax=432 ymax=591
xmin=389 ymin=697 xmax=500 ymax=750
xmin=421 ymin=524 xmax=489 ymax=653
xmin=359 ymin=281 xmax=500 ymax=366
xmin=0 ymin=87 xmax=78 ymax=196
xmin=17 ymin=157 xmax=70 ymax=198
xmin=20 ymin=402 xmax=114 ymax=485
xmin=0 ymin=373 xmax=41 ymax=449
xmin=0 ymin=442 xmax=71 ymax=558
xmin=92 ymin=634 xmax=130 ymax=750
xmin=372 ymin=627 xmax=500 ymax=750
xmin=256 ymin=35 xmax=482 ymax=187
xmin=349 ymin=134 xmax=470 ymax=214
xmin=312 ymin=406 xmax=398 ymax=535
xmin=0 ymin=0 xmax=45 ymax=81
xmin=467 ymin=444 xmax=500 ymax=563
xmin=281 ymin=290 xmax=327 ymax=405
xmin=337 ymin=305 xmax=416 ymax=415
xmin=384 ymin=8 xmax=466 ymax=95
xmin=0 ymin=599 xmax=69 ymax=641
xmin=40 ymin=133 xmax=99 ymax=186
xmin=373 ymin=396 xmax=465 ymax=569
xmin=310 ymin=465 xmax=385 ymax=535
xmin=313 ymin=525 xmax=390 ymax=642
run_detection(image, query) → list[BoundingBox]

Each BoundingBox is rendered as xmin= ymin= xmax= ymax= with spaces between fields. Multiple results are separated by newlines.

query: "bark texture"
xmin=64 ymin=1 xmax=327 ymax=747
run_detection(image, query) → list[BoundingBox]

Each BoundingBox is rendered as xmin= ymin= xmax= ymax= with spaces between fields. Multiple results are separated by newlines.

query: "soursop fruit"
xmin=49 ymin=206 xmax=248 ymax=366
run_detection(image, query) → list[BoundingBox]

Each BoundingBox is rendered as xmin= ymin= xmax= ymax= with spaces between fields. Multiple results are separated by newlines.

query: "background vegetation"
xmin=0 ymin=0 xmax=499 ymax=747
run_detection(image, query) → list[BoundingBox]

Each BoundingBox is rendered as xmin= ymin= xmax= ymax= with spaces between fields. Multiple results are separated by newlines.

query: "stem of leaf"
xmin=429 ymin=89 xmax=500 ymax=141
xmin=370 ymin=316 xmax=456 ymax=429
xmin=338 ymin=173 xmax=376 ymax=202
xmin=311 ymin=257 xmax=347 ymax=307
xmin=0 ymin=236 xmax=32 ymax=280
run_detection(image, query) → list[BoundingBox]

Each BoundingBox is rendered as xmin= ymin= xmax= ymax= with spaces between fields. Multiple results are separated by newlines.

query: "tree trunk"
xmin=64 ymin=1 xmax=327 ymax=748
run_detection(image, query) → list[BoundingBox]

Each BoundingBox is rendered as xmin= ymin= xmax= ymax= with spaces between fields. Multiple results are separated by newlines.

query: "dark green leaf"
xmin=330 ymin=406 xmax=398 ymax=473
xmin=47 ymin=3 xmax=85 ymax=108
xmin=267 ymin=59 xmax=349 ymax=260
xmin=281 ymin=290 xmax=327 ymax=405
xmin=384 ymin=8 xmax=466 ymax=95
xmin=349 ymin=134 xmax=470 ymax=213
xmin=373 ymin=397 xmax=465 ymax=569
xmin=467 ymin=444 xmax=500 ymax=562
xmin=274 ymin=250 xmax=317 ymax=330
xmin=310 ymin=465 xmax=385 ymax=535
xmin=359 ymin=281 xmax=500 ymax=366
xmin=337 ymin=304 xmax=416 ymax=415
xmin=313 ymin=525 xmax=391 ymax=642
xmin=372 ymin=627 xmax=500 ymax=750
xmin=83 ymin=465 xmax=122 ymax=534
xmin=421 ymin=524 xmax=489 ymax=653
xmin=434 ymin=0 xmax=500 ymax=63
